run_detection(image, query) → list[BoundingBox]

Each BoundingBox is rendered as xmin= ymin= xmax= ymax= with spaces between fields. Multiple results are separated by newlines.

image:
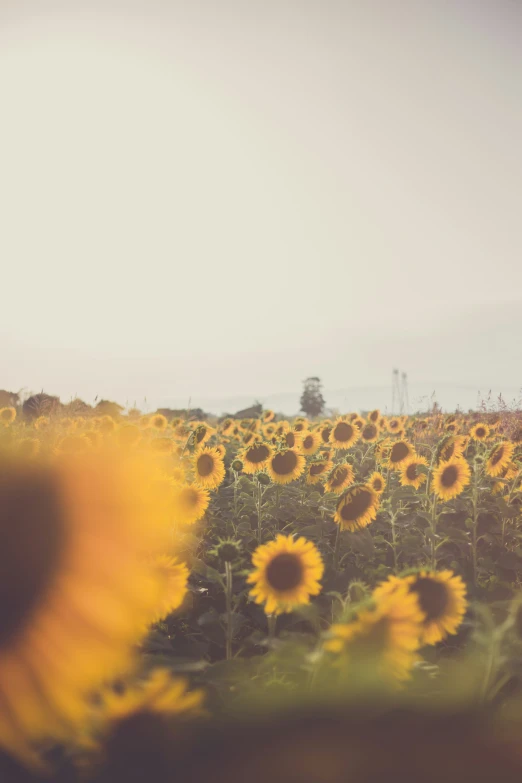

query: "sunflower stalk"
xmin=225 ymin=560 xmax=233 ymax=660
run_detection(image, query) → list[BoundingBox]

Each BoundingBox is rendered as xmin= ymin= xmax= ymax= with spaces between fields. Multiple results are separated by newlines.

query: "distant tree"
xmin=0 ymin=390 xmax=20 ymax=409
xmin=23 ymin=393 xmax=61 ymax=420
xmin=300 ymin=377 xmax=325 ymax=419
xmin=95 ymin=400 xmax=124 ymax=418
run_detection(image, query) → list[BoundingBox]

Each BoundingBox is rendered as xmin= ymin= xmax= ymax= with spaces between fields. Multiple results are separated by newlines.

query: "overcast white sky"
xmin=1 ymin=0 xmax=521 ymax=413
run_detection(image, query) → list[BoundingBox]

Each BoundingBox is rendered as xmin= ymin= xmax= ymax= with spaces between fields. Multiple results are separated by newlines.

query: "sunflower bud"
xmin=348 ymin=580 xmax=369 ymax=604
xmin=231 ymin=459 xmax=243 ymax=472
xmin=216 ymin=540 xmax=242 ymax=563
xmin=257 ymin=472 xmax=271 ymax=485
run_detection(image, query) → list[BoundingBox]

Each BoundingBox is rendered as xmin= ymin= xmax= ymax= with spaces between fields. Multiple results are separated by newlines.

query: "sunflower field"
xmin=3 ymin=404 xmax=522 ymax=781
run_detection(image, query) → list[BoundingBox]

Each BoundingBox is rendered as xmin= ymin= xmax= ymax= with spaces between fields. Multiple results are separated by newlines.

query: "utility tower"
xmin=391 ymin=369 xmax=400 ymax=414
xmin=391 ymin=369 xmax=409 ymax=414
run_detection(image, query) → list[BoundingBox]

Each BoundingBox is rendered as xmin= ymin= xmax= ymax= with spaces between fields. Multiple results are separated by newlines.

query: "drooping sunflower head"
xmin=400 ymin=457 xmax=428 ymax=489
xmin=387 ymin=440 xmax=415 ymax=469
xmin=324 ymin=463 xmax=355 ymax=494
xmin=436 ymin=435 xmax=467 ymax=464
xmin=445 ymin=421 xmax=460 ymax=435
xmin=262 ymin=410 xmax=275 ymax=423
xmin=149 ymin=414 xmax=168 ymax=432
xmin=172 ymin=482 xmax=210 ymax=525
xmin=329 ymin=419 xmax=360 ymax=450
xmin=192 ymin=448 xmax=226 ymax=490
xmin=318 ymin=422 xmax=333 ymax=445
xmin=300 ymin=430 xmax=321 ymax=456
xmin=247 ymin=535 xmax=324 ymax=615
xmin=486 ymin=441 xmax=516 ymax=478
xmin=282 ymin=430 xmax=302 ymax=450
xmin=334 ymin=483 xmax=380 ymax=532
xmin=374 ymin=570 xmax=468 ymax=646
xmin=360 ymin=423 xmax=379 ymax=444
xmin=324 ymin=587 xmax=423 ymax=682
xmin=470 ymin=422 xmax=490 ymax=442
xmin=241 ymin=442 xmax=273 ymax=474
xmin=306 ymin=458 xmax=334 ymax=485
xmin=368 ymin=409 xmax=380 ymax=424
xmin=0 ymin=407 xmax=16 ymax=426
xmin=241 ymin=430 xmax=260 ymax=447
xmin=220 ymin=418 xmax=234 ymax=435
xmin=432 ymin=457 xmax=471 ymax=500
xmin=192 ymin=423 xmax=215 ymax=446
xmin=368 ymin=472 xmax=386 ymax=495
xmin=266 ymin=449 xmax=305 ymax=485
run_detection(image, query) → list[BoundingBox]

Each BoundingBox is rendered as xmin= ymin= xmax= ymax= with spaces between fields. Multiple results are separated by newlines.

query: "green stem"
xmin=390 ymin=511 xmax=398 ymax=572
xmin=256 ymin=480 xmax=264 ymax=543
xmin=333 ymin=524 xmax=341 ymax=571
xmin=225 ymin=561 xmax=233 ymax=660
xmin=268 ymin=613 xmax=277 ymax=641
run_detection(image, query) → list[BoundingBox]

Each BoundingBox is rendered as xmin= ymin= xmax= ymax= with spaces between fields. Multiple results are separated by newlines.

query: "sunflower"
xmin=192 ymin=423 xmax=215 ymax=447
xmin=436 ymin=435 xmax=467 ymax=463
xmin=305 ymin=459 xmax=334 ymax=485
xmin=360 ymin=423 xmax=379 ymax=444
xmin=149 ymin=437 xmax=175 ymax=455
xmin=148 ymin=414 xmax=168 ymax=432
xmin=241 ymin=430 xmax=260 ymax=447
xmin=351 ymin=415 xmax=365 ymax=432
xmin=0 ymin=407 xmax=16 ymax=426
xmin=117 ymin=424 xmax=142 ymax=448
xmin=317 ymin=422 xmax=333 ymax=445
xmin=324 ymin=587 xmax=423 ymax=681
xmin=214 ymin=443 xmax=226 ymax=459
xmin=374 ymin=570 xmax=467 ymax=646
xmin=266 ymin=449 xmax=305 ymax=485
xmin=432 ymin=457 xmax=471 ymax=500
xmin=262 ymin=410 xmax=275 ymax=423
xmin=173 ymin=483 xmax=210 ymax=524
xmin=247 ymin=535 xmax=324 ymax=615
xmin=387 ymin=440 xmax=415 ymax=469
xmin=399 ymin=457 xmax=428 ymax=489
xmin=15 ymin=438 xmax=41 ymax=459
xmin=274 ymin=421 xmax=290 ymax=437
xmin=368 ymin=409 xmax=380 ymax=424
xmin=263 ymin=423 xmax=276 ymax=439
xmin=192 ymin=447 xmax=226 ymax=490
xmin=54 ymin=433 xmax=91 ymax=455
xmin=368 ymin=472 xmax=386 ymax=495
xmin=150 ymin=556 xmax=189 ymax=621
xmin=34 ymin=416 xmax=50 ymax=431
xmin=0 ymin=451 xmax=172 ymax=762
xmin=485 ymin=441 xmax=516 ymax=478
xmin=329 ymin=419 xmax=360 ymax=450
xmin=386 ymin=418 xmax=403 ymax=436
xmin=334 ymin=483 xmax=379 ymax=531
xmin=300 ymin=431 xmax=321 ymax=456
xmin=292 ymin=420 xmax=308 ymax=433
xmin=445 ymin=421 xmax=460 ymax=435
xmin=324 ymin=463 xmax=355 ymax=494
xmin=282 ymin=430 xmax=302 ymax=450
xmin=98 ymin=415 xmax=117 ymax=434
xmin=241 ymin=442 xmax=273 ymax=474
xmin=220 ymin=418 xmax=234 ymax=436
xmin=470 ymin=422 xmax=490 ymax=442
xmin=375 ymin=438 xmax=392 ymax=464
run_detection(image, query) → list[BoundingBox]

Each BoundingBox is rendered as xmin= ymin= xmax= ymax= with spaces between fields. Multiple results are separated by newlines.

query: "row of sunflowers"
xmin=1 ymin=403 xmax=522 ymax=779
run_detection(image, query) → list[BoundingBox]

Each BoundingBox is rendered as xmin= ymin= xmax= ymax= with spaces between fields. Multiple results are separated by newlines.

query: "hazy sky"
xmin=1 ymin=0 xmax=521 ymax=413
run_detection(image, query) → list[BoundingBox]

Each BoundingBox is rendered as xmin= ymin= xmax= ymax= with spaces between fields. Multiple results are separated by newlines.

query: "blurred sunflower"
xmin=486 ymin=441 xmax=515 ymax=478
xmin=220 ymin=418 xmax=234 ymax=436
xmin=262 ymin=410 xmax=275 ymax=423
xmin=193 ymin=448 xmax=226 ymax=490
xmin=0 ymin=407 xmax=16 ymax=426
xmin=324 ymin=587 xmax=423 ymax=681
xmin=150 ymin=556 xmax=189 ymax=621
xmin=324 ymin=464 xmax=354 ymax=494
xmin=149 ymin=437 xmax=175 ymax=455
xmin=329 ymin=419 xmax=359 ymax=450
xmin=263 ymin=423 xmax=276 ymax=439
xmin=214 ymin=443 xmax=226 ymax=459
xmin=54 ymin=433 xmax=91 ymax=456
xmin=432 ymin=457 xmax=471 ymax=500
xmin=173 ymin=483 xmax=210 ymax=524
xmin=388 ymin=440 xmax=415 ymax=469
xmin=300 ymin=431 xmax=321 ymax=456
xmin=283 ymin=430 xmax=302 ymax=450
xmin=149 ymin=414 xmax=168 ymax=432
xmin=317 ymin=422 xmax=333 ymax=445
xmin=292 ymin=420 xmax=308 ymax=433
xmin=274 ymin=421 xmax=290 ymax=437
xmin=241 ymin=431 xmax=260 ymax=447
xmin=0 ymin=451 xmax=172 ymax=762
xmin=267 ymin=449 xmax=305 ymax=485
xmin=34 ymin=416 xmax=50 ymax=431
xmin=360 ymin=423 xmax=379 ymax=444
xmin=386 ymin=418 xmax=403 ymax=436
xmin=445 ymin=421 xmax=460 ymax=435
xmin=374 ymin=570 xmax=467 ymax=646
xmin=192 ymin=423 xmax=215 ymax=446
xmin=98 ymin=415 xmax=117 ymax=434
xmin=368 ymin=472 xmax=386 ymax=495
xmin=399 ymin=457 xmax=428 ymax=489
xmin=117 ymin=424 xmax=142 ymax=448
xmin=470 ymin=423 xmax=490 ymax=442
xmin=305 ymin=459 xmax=334 ymax=485
xmin=15 ymin=438 xmax=41 ymax=459
xmin=241 ymin=442 xmax=273 ymax=474
xmin=351 ymin=416 xmax=365 ymax=432
xmin=334 ymin=484 xmax=379 ymax=531
xmin=436 ymin=435 xmax=467 ymax=463
xmin=368 ymin=409 xmax=380 ymax=424
xmin=247 ymin=535 xmax=323 ymax=615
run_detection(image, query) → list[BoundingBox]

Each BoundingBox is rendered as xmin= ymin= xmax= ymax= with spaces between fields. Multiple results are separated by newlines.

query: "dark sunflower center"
xmin=310 ymin=462 xmax=326 ymax=476
xmin=373 ymin=477 xmax=383 ymax=491
xmin=272 ymin=451 xmax=298 ymax=475
xmin=362 ymin=425 xmax=377 ymax=441
xmin=339 ymin=489 xmax=373 ymax=522
xmin=390 ymin=420 xmax=399 ymax=430
xmin=303 ymin=435 xmax=314 ymax=449
xmin=390 ymin=442 xmax=409 ymax=463
xmin=370 ymin=411 xmax=379 ymax=422
xmin=295 ymin=423 xmax=305 ymax=432
xmin=475 ymin=427 xmax=486 ymax=438
xmin=409 ymin=577 xmax=449 ymax=622
xmin=406 ymin=463 xmax=418 ymax=480
xmin=321 ymin=427 xmax=332 ymax=443
xmin=246 ymin=444 xmax=270 ymax=464
xmin=285 ymin=432 xmax=296 ymax=448
xmin=330 ymin=467 xmax=348 ymax=488
xmin=0 ymin=466 xmax=66 ymax=648
xmin=197 ymin=454 xmax=214 ymax=477
xmin=180 ymin=489 xmax=199 ymax=507
xmin=333 ymin=422 xmax=354 ymax=443
xmin=195 ymin=428 xmax=206 ymax=443
xmin=490 ymin=446 xmax=504 ymax=466
xmin=265 ymin=553 xmax=303 ymax=591
xmin=441 ymin=442 xmax=455 ymax=461
xmin=441 ymin=464 xmax=458 ymax=488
